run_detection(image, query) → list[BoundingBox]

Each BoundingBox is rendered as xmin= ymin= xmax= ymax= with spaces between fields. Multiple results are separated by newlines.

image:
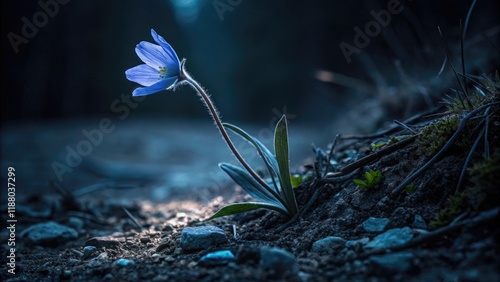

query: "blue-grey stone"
xmin=412 ymin=215 xmax=428 ymax=230
xmin=259 ymin=247 xmax=298 ymax=279
xmin=20 ymin=221 xmax=77 ymax=246
xmin=311 ymin=236 xmax=346 ymax=253
xmin=199 ymin=250 xmax=235 ymax=266
xmin=180 ymin=226 xmax=228 ymax=252
xmin=362 ymin=217 xmax=390 ymax=233
xmin=115 ymin=258 xmax=135 ymax=267
xmin=365 ymin=227 xmax=414 ymax=249
xmin=82 ymin=246 xmax=97 ymax=259
xmin=345 ymin=238 xmax=370 ymax=249
xmin=67 ymin=217 xmax=84 ymax=230
xmin=370 ymin=252 xmax=414 ymax=274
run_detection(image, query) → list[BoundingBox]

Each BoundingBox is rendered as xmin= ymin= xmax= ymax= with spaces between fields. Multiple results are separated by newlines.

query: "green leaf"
xmin=405 ymin=184 xmax=414 ymax=194
xmin=223 ymin=122 xmax=280 ymax=193
xmin=219 ymin=163 xmax=285 ymax=211
xmin=365 ymin=170 xmax=374 ymax=182
xmin=353 ymin=179 xmax=368 ymax=188
xmin=274 ymin=115 xmax=298 ymax=215
xmin=290 ymin=174 xmax=303 ymax=188
xmin=373 ymin=170 xmax=381 ymax=184
xmin=207 ymin=202 xmax=286 ymax=220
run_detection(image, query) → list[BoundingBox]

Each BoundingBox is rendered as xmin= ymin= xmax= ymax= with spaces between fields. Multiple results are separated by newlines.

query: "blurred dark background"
xmin=1 ymin=0 xmax=499 ymax=126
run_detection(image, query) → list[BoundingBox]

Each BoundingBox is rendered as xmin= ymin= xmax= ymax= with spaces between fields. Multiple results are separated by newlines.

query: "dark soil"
xmin=1 ymin=108 xmax=500 ymax=282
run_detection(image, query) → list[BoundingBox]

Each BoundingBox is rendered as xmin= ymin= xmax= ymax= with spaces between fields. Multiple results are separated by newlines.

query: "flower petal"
xmin=132 ymin=77 xmax=178 ymax=96
xmin=151 ymin=29 xmax=180 ymax=69
xmin=125 ymin=64 xmax=161 ymax=87
xmin=135 ymin=41 xmax=169 ymax=69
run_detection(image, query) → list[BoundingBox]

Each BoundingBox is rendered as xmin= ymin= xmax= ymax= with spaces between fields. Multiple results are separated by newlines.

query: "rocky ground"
xmin=1 ymin=95 xmax=500 ymax=281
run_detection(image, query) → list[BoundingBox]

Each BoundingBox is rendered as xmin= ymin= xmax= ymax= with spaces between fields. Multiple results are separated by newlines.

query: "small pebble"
xmin=365 ymin=227 xmax=414 ymax=249
xmin=345 ymin=238 xmax=370 ymax=249
xmin=311 ymin=236 xmax=346 ymax=254
xmin=96 ymin=252 xmax=108 ymax=260
xmin=67 ymin=217 xmax=84 ymax=230
xmin=102 ymin=273 xmax=115 ymax=281
xmin=362 ymin=217 xmax=390 ymax=233
xmin=412 ymin=215 xmax=428 ymax=230
xmin=180 ymin=226 xmax=228 ymax=252
xmin=199 ymin=250 xmax=235 ymax=267
xmin=260 ymin=247 xmax=298 ymax=279
xmin=82 ymin=246 xmax=97 ymax=259
xmin=62 ymin=270 xmax=72 ymax=279
xmin=115 ymin=258 xmax=135 ymax=267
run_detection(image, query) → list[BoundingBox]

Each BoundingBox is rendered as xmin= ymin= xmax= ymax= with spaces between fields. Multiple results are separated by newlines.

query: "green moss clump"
xmin=430 ymin=151 xmax=500 ymax=229
xmin=418 ymin=115 xmax=461 ymax=157
xmin=466 ymin=150 xmax=500 ymax=209
xmin=370 ymin=142 xmax=386 ymax=150
xmin=429 ymin=190 xmax=467 ymax=229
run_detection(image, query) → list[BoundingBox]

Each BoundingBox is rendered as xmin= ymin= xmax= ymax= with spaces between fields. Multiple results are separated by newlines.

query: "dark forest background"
xmin=1 ymin=0 xmax=499 ymax=126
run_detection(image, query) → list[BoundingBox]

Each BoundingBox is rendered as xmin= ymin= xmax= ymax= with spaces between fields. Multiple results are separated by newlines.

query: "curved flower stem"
xmin=178 ymin=60 xmax=285 ymax=206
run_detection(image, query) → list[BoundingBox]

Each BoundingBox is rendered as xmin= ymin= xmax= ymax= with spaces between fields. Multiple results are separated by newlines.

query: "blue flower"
xmin=125 ymin=29 xmax=181 ymax=96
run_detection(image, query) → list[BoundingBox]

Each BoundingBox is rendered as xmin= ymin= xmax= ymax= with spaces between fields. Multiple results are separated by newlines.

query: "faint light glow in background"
xmin=169 ymin=0 xmax=202 ymax=24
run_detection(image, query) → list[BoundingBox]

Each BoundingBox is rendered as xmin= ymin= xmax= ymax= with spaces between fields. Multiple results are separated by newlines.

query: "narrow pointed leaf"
xmin=223 ymin=122 xmax=280 ymax=192
xmin=365 ymin=171 xmax=373 ymax=182
xmin=353 ymin=179 xmax=367 ymax=187
xmin=274 ymin=115 xmax=298 ymax=215
xmin=219 ymin=163 xmax=285 ymax=208
xmin=207 ymin=202 xmax=288 ymax=220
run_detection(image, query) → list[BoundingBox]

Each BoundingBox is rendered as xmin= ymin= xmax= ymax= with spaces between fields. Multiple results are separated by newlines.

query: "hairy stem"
xmin=177 ymin=60 xmax=289 ymax=211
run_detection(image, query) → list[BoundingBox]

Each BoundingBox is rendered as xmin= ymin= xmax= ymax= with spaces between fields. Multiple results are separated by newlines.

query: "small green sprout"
xmin=371 ymin=136 xmax=399 ymax=150
xmin=405 ymin=184 xmax=415 ymax=194
xmin=388 ymin=136 xmax=399 ymax=144
xmin=353 ymin=169 xmax=381 ymax=189
xmin=370 ymin=142 xmax=386 ymax=150
xmin=290 ymin=174 xmax=303 ymax=188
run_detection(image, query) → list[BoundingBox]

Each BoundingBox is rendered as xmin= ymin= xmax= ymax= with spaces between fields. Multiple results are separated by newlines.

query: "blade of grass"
xmin=274 ymin=115 xmax=298 ymax=216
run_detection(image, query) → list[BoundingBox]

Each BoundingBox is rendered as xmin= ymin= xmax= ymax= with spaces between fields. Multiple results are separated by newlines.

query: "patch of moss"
xmin=370 ymin=142 xmax=386 ymax=150
xmin=466 ymin=150 xmax=500 ymax=209
xmin=417 ymin=115 xmax=461 ymax=157
xmin=429 ymin=190 xmax=467 ymax=229
xmin=429 ymin=151 xmax=500 ymax=229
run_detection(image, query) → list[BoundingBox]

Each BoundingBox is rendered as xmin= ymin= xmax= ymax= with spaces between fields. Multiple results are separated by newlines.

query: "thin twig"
xmin=123 ymin=207 xmax=145 ymax=232
xmin=484 ymin=110 xmax=491 ymax=159
xmin=324 ymin=134 xmax=340 ymax=177
xmin=438 ymin=26 xmax=470 ymax=108
xmin=456 ymin=126 xmax=485 ymax=191
xmin=339 ymin=106 xmax=442 ymax=140
xmin=461 ymin=0 xmax=478 ymax=99
xmin=393 ymin=120 xmax=417 ymax=135
xmin=328 ymin=136 xmax=417 ymax=178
